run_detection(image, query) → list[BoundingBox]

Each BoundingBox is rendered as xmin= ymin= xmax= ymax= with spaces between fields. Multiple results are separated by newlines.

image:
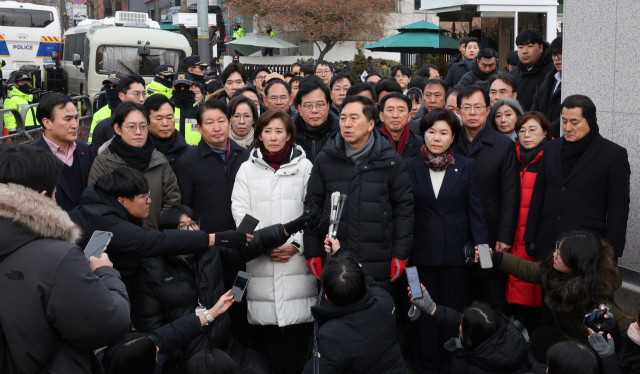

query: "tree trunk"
xmin=59 ymin=0 xmax=68 ymax=32
xmin=153 ymin=0 xmax=160 ymax=22
xmin=110 ymin=0 xmax=117 ymax=16
xmin=317 ymin=39 xmax=338 ymax=61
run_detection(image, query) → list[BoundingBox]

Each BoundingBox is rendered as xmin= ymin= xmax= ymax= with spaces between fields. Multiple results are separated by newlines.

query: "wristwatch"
xmin=203 ymin=310 xmax=215 ymax=323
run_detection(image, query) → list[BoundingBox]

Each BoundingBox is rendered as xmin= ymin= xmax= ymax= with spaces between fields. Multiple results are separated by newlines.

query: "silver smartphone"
xmin=84 ymin=231 xmax=113 ymax=259
xmin=478 ymin=244 xmax=493 ymax=269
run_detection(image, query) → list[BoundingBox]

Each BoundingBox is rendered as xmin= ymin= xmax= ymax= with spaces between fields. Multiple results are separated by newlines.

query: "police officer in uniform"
xmin=89 ymin=71 xmax=126 ymax=144
xmin=3 ymin=73 xmax=39 ymax=135
xmin=146 ymin=64 xmax=175 ymax=99
xmin=182 ymin=55 xmax=208 ymax=86
xmin=171 ymin=72 xmax=200 ymax=145
xmin=232 ymin=23 xmax=246 ymax=56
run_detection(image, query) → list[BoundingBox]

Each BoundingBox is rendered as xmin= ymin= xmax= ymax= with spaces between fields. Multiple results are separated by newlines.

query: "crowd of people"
xmin=0 ymin=27 xmax=636 ymax=374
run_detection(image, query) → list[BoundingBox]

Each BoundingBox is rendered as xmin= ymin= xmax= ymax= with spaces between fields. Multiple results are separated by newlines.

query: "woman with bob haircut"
xmin=228 ymin=95 xmax=259 ymax=149
xmin=490 ymin=97 xmax=524 ymax=142
xmin=231 ymin=109 xmax=317 ymax=374
xmin=404 ymin=107 xmax=490 ymax=373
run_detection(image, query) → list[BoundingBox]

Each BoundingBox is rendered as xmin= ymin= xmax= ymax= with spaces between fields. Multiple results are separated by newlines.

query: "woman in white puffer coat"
xmin=231 ymin=110 xmax=317 ymax=374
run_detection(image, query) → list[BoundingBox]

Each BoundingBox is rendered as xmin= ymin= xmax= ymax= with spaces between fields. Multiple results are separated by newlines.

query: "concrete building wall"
xmin=563 ymin=0 xmax=640 ymax=271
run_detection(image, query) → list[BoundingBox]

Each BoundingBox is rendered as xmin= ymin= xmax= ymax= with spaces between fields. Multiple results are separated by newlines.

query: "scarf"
xmin=344 ymin=132 xmax=375 ymax=166
xmin=381 ymin=125 xmax=411 ymax=155
xmin=151 ymin=132 xmax=175 ymax=154
xmin=295 ymin=114 xmax=333 ymax=140
xmin=628 ymin=323 xmax=640 ymax=346
xmin=229 ymin=126 xmax=255 ymax=149
xmin=519 ymin=137 xmax=548 ymax=166
xmin=105 ymin=88 xmax=122 ymax=111
xmin=154 ymin=76 xmax=173 ymax=89
xmin=173 ymin=89 xmax=196 ymax=103
xmin=262 ymin=143 xmax=291 ymax=171
xmin=421 ymin=145 xmax=455 ymax=171
xmin=561 ymin=128 xmax=598 ymax=178
xmin=109 ymin=135 xmax=155 ymax=173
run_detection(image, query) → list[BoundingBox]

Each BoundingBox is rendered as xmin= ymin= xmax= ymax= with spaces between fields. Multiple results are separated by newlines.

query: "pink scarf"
xmin=420 ymin=145 xmax=455 ymax=171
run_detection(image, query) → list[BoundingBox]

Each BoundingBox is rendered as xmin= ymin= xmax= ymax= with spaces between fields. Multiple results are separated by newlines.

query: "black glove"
xmin=525 ymin=241 xmax=536 ymax=259
xmin=283 ymin=214 xmax=308 ymax=236
xmin=215 ymin=230 xmax=248 ymax=250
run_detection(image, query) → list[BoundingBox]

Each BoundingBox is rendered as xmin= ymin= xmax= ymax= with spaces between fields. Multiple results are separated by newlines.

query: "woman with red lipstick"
xmin=405 ymin=108 xmax=490 ymax=374
xmin=231 ymin=110 xmax=317 ymax=374
xmin=505 ymin=111 xmax=554 ymax=334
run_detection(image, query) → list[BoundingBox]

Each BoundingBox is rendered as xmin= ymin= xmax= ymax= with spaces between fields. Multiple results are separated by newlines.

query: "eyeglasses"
xmin=331 ymin=87 xmax=350 ymax=93
xmin=232 ymin=114 xmax=253 ymax=122
xmin=268 ymin=95 xmax=289 ymax=102
xmin=139 ymin=191 xmax=151 ymax=203
xmin=518 ymin=127 xmax=540 ymax=135
xmin=255 ymin=76 xmax=266 ymax=81
xmin=460 ymin=105 xmax=487 ymax=113
xmin=178 ymin=220 xmax=201 ymax=231
xmin=301 ymin=102 xmax=327 ymax=111
xmin=128 ymin=91 xmax=146 ymax=99
xmin=552 ymin=53 xmax=562 ymax=59
xmin=226 ymin=80 xmax=244 ymax=85
xmin=394 ymin=75 xmax=409 ymax=80
xmin=316 ymin=70 xmax=332 ymax=76
xmin=293 ymin=72 xmax=300 ymax=76
xmin=122 ymin=124 xmax=149 ymax=132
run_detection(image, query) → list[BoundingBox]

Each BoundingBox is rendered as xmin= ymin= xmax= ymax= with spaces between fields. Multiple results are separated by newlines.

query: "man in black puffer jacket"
xmin=531 ymin=36 xmax=563 ymax=138
xmin=304 ymin=96 xmax=414 ymax=293
xmin=509 ymin=29 xmax=556 ymax=111
xmin=458 ymin=48 xmax=499 ymax=87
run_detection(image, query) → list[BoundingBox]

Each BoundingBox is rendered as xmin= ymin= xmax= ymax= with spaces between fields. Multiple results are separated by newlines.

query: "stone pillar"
xmin=563 ymin=0 xmax=640 ymax=269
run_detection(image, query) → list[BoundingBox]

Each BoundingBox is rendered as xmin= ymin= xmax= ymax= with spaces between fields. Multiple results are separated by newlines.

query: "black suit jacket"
xmin=33 ymin=138 xmax=95 ymax=212
xmin=406 ymin=155 xmax=490 ymax=266
xmin=523 ymin=135 xmax=630 ymax=260
xmin=452 ymin=125 xmax=520 ymax=248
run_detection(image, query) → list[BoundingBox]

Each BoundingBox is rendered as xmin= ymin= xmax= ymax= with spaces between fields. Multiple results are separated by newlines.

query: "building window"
xmin=415 ymin=0 xmax=421 ymax=10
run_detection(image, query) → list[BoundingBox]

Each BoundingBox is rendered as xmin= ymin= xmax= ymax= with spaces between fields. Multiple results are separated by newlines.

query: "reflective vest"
xmin=89 ymin=105 xmax=111 ymax=143
xmin=3 ymin=86 xmax=39 ymax=133
xmin=147 ymin=79 xmax=173 ymax=100
xmin=174 ymin=103 xmax=200 ymax=145
xmin=270 ymin=31 xmax=276 ymax=37
xmin=233 ymin=28 xmax=245 ymax=39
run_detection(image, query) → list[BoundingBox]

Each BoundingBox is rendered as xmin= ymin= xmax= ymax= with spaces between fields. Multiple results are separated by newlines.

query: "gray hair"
xmin=490 ymin=97 xmax=524 ymax=123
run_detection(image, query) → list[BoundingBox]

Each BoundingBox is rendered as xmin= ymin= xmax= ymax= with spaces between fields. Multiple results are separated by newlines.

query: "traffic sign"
xmin=72 ymin=0 xmax=86 ymax=5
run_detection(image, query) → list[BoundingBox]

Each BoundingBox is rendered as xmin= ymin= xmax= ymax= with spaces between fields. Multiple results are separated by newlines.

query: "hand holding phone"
xmin=237 ymin=214 xmax=260 ymax=234
xmin=84 ymin=231 xmax=113 ymax=259
xmin=582 ymin=307 xmax=609 ymax=330
xmin=406 ymin=266 xmax=423 ymax=299
xmin=477 ymin=244 xmax=493 ymax=269
xmin=229 ymin=271 xmax=251 ymax=302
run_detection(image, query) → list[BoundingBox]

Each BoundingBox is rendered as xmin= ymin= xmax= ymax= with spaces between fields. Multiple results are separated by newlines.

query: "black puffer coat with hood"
xmin=458 ymin=56 xmax=499 ymax=87
xmin=509 ymin=41 xmax=556 ymax=111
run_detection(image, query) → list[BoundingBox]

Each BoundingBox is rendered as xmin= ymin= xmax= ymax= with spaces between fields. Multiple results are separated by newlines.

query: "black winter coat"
xmin=430 ymin=305 xmax=529 ymax=374
xmin=69 ymin=186 xmax=210 ymax=278
xmin=445 ymin=59 xmax=473 ymax=87
xmin=132 ymin=224 xmax=290 ymax=371
xmin=509 ymin=42 xmax=556 ymax=111
xmin=91 ymin=115 xmax=116 ymax=155
xmin=452 ymin=125 xmax=520 ymax=249
xmin=379 ymin=127 xmax=424 ymax=159
xmin=294 ymin=111 xmax=341 ymax=164
xmin=153 ymin=131 xmax=193 ymax=171
xmin=303 ymin=129 xmax=414 ymax=289
xmin=302 ymin=259 xmax=405 ymax=374
xmin=530 ymin=70 xmax=562 ymax=137
xmin=447 ymin=53 xmax=463 ymax=68
xmin=523 ymin=135 xmax=630 ymax=260
xmin=458 ymin=56 xmax=499 ymax=87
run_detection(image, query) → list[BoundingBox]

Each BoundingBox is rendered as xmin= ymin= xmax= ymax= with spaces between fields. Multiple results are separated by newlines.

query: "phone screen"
xmin=84 ymin=231 xmax=113 ymax=259
xmin=406 ymin=267 xmax=422 ymax=299
xmin=584 ymin=310 xmax=606 ymax=328
xmin=237 ymin=214 xmax=260 ymax=234
xmin=233 ymin=275 xmax=249 ymax=290
xmin=230 ymin=271 xmax=251 ymax=302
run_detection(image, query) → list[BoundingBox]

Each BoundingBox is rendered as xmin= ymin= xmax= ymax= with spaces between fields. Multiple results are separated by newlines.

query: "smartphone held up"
xmin=84 ymin=231 xmax=113 ymax=259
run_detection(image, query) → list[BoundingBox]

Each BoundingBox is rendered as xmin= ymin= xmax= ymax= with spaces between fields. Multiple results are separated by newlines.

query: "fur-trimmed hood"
xmin=0 ymin=183 xmax=81 ymax=247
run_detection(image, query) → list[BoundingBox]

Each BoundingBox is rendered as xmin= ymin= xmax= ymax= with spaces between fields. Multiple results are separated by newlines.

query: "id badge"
xmin=195 ymin=305 xmax=206 ymax=316
xmin=191 ymin=122 xmax=198 ymax=132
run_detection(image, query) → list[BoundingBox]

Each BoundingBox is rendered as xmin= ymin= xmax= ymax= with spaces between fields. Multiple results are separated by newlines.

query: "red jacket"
xmin=505 ymin=144 xmax=543 ymax=308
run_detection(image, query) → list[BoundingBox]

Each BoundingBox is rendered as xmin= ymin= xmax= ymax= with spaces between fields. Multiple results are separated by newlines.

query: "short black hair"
xmin=419 ymin=107 xmax=461 ymax=142
xmin=264 ymin=79 xmax=291 ymax=96
xmin=408 ymin=76 xmax=428 ymax=92
xmin=117 ymin=76 xmax=143 ymax=95
xmin=346 ymin=83 xmax=377 ymax=102
xmin=391 ymin=65 xmax=412 ymax=78
xmin=477 ymin=48 xmax=498 ymax=61
xmin=322 ymin=255 xmax=366 ymax=306
xmin=36 ymin=92 xmax=73 ymax=124
xmin=284 ymin=72 xmax=295 ymax=79
xmin=375 ymin=78 xmax=403 ymax=99
xmin=457 ymin=85 xmax=490 ymax=108
xmin=417 ymin=64 xmax=439 ymax=78
xmin=181 ymin=349 xmax=238 ymax=374
xmin=330 ymin=73 xmax=354 ymax=90
xmin=301 ymin=65 xmax=315 ymax=76
xmin=158 ymin=204 xmax=199 ymax=231
xmin=561 ymin=95 xmax=597 ymax=122
xmin=103 ymin=332 xmax=156 ymax=374
xmin=294 ymin=76 xmax=330 ymax=108
xmin=506 ymin=51 xmax=520 ymax=66
xmin=0 ymin=144 xmax=62 ymax=197
xmin=424 ymin=79 xmax=450 ymax=94
xmin=207 ymin=80 xmax=223 ymax=94
xmin=128 ymin=74 xmax=146 ymax=85
xmin=364 ymin=73 xmax=381 ymax=82
xmin=461 ymin=302 xmax=506 ymax=352
xmin=380 ymin=92 xmax=412 ymax=112
xmin=289 ymin=76 xmax=302 ymax=87
xmin=253 ymin=67 xmax=270 ymax=81
xmin=458 ymin=36 xmax=470 ymax=47
xmin=406 ymin=87 xmax=423 ymax=104
xmin=445 ymin=87 xmax=460 ymax=105
xmin=547 ymin=341 xmax=604 ymax=374
xmin=341 ymin=96 xmax=377 ymax=122
xmin=112 ymin=101 xmax=150 ymax=129
xmin=95 ymin=168 xmax=149 ymax=200
xmin=486 ymin=72 xmax=518 ymax=93
xmin=516 ymin=28 xmax=544 ymax=46
xmin=314 ymin=60 xmax=332 ymax=72
xmin=197 ymin=98 xmax=230 ymax=124
xmin=465 ymin=37 xmax=480 ymax=48
xmin=143 ymin=93 xmax=175 ymax=114
xmin=222 ymin=63 xmax=247 ymax=84
xmin=291 ymin=62 xmax=301 ymax=69
xmin=550 ymin=36 xmax=562 ymax=55
xmin=193 ymin=82 xmax=204 ymax=92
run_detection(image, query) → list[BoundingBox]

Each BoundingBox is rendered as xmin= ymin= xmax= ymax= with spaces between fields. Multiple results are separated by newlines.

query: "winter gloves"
xmin=408 ymin=285 xmax=436 ymax=322
xmin=390 ymin=258 xmax=406 ymax=282
xmin=215 ymin=230 xmax=248 ymax=250
xmin=284 ymin=214 xmax=309 ymax=236
xmin=307 ymin=257 xmax=323 ymax=279
xmin=588 ymin=333 xmax=615 ymax=358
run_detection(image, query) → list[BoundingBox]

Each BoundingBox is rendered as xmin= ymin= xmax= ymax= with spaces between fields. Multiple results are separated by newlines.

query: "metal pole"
xmin=197 ymin=0 xmax=210 ymax=65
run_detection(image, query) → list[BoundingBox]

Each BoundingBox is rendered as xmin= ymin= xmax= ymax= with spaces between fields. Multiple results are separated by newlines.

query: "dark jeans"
xmin=415 ymin=265 xmax=469 ymax=374
xmin=254 ymin=322 xmax=313 ymax=374
xmin=531 ymin=326 xmax=565 ymax=363
xmin=468 ymin=273 xmax=506 ymax=308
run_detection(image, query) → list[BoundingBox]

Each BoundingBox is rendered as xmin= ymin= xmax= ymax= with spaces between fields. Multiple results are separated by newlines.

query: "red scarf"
xmin=381 ymin=125 xmax=411 ymax=155
xmin=420 ymin=145 xmax=455 ymax=171
xmin=262 ymin=143 xmax=291 ymax=171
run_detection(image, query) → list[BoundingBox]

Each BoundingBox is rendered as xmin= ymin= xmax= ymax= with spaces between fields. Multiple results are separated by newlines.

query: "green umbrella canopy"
xmin=364 ymin=21 xmax=459 ymax=54
xmin=226 ymin=34 xmax=298 ymax=56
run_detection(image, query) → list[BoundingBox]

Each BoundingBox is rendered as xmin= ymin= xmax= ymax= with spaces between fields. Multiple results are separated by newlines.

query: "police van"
xmin=60 ymin=11 xmax=191 ymax=95
xmin=0 ymin=1 xmax=62 ymax=77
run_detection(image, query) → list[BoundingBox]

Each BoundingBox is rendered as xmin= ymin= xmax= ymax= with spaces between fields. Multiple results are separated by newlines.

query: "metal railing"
xmin=0 ymin=94 xmax=93 ymax=142
xmin=243 ymin=64 xmax=293 ymax=79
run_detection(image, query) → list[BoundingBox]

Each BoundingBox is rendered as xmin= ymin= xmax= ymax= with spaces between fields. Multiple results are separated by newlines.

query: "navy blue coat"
xmin=406 ymin=155 xmax=490 ymax=266
xmin=445 ymin=59 xmax=473 ymax=87
xmin=33 ymin=138 xmax=94 ymax=212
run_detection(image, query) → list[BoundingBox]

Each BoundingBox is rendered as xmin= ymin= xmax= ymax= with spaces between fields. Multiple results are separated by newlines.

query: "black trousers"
xmin=254 ymin=322 xmax=313 ymax=374
xmin=414 ymin=265 xmax=468 ymax=374
xmin=531 ymin=326 xmax=565 ymax=363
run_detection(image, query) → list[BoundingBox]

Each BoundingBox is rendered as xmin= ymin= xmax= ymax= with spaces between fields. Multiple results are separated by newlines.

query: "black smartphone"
xmin=237 ymin=214 xmax=260 ymax=234
xmin=582 ymin=308 xmax=608 ymax=330
xmin=230 ymin=271 xmax=251 ymax=302
xmin=478 ymin=244 xmax=493 ymax=269
xmin=406 ymin=266 xmax=422 ymax=299
xmin=84 ymin=231 xmax=113 ymax=259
